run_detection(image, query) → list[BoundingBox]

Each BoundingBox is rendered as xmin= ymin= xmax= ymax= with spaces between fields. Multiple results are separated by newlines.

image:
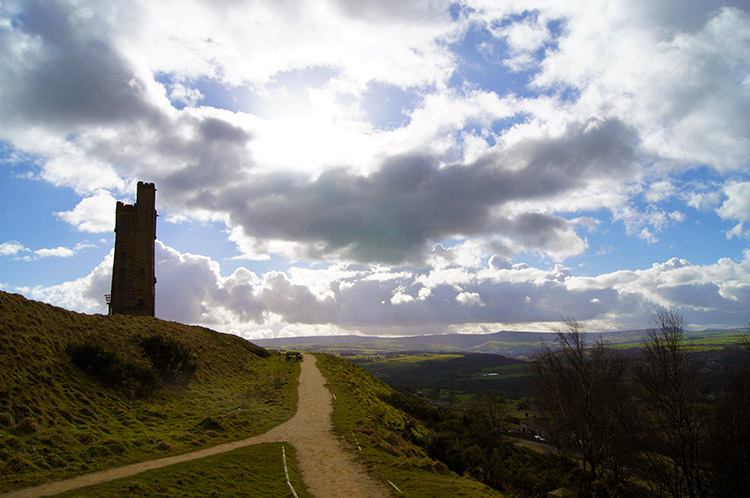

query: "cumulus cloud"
xmin=0 ymin=241 xmax=27 ymax=257
xmin=166 ymin=82 xmax=203 ymax=108
xmin=717 ymin=181 xmax=750 ymax=238
xmin=0 ymin=0 xmax=163 ymax=136
xmin=614 ymin=203 xmax=687 ymax=243
xmin=531 ymin=2 xmax=750 ymax=172
xmin=491 ymin=14 xmax=551 ymax=71
xmin=55 ymin=191 xmax=117 ymax=232
xmin=0 ymin=240 xmax=94 ymax=260
xmin=2 ymin=0 xmax=749 ymax=335
xmin=23 ymin=242 xmax=750 ymax=336
xmin=645 ymin=181 xmax=676 ymax=203
xmin=3 ymin=0 xmax=745 ymax=262
xmin=170 ymin=118 xmax=632 ymax=264
xmin=134 ymin=0 xmax=457 ymax=89
xmin=26 ymin=251 xmax=113 ymax=313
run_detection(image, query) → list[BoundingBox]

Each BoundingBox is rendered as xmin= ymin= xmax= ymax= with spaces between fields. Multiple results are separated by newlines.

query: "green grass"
xmin=55 ymin=443 xmax=311 ymax=498
xmin=0 ymin=291 xmax=300 ymax=493
xmin=315 ymin=353 xmax=502 ymax=497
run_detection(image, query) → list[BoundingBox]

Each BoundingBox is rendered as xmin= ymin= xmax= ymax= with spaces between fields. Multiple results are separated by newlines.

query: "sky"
xmin=1 ymin=0 xmax=749 ymax=339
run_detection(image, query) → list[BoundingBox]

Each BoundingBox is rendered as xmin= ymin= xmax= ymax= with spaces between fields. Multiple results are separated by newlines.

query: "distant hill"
xmin=254 ymin=327 xmax=747 ymax=359
xmin=254 ymin=331 xmax=558 ymax=359
xmin=0 ymin=291 xmax=297 ymax=493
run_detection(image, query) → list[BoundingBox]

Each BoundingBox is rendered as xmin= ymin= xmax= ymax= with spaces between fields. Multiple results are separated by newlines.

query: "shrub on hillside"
xmin=66 ymin=339 xmax=158 ymax=396
xmin=139 ymin=334 xmax=197 ymax=383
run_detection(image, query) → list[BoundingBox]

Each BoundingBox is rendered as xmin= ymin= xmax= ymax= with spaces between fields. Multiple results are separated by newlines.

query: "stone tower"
xmin=109 ymin=182 xmax=157 ymax=316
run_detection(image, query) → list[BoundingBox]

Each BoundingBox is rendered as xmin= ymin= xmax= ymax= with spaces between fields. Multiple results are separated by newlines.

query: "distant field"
xmin=344 ymin=330 xmax=749 ymax=405
xmin=350 ymin=352 xmax=533 ymax=400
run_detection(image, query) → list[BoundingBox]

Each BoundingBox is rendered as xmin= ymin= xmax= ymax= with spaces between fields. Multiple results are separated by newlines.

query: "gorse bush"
xmin=139 ymin=333 xmax=197 ymax=383
xmin=66 ymin=339 xmax=158 ymax=396
xmin=66 ymin=332 xmax=198 ymax=396
xmin=66 ymin=341 xmax=116 ymax=379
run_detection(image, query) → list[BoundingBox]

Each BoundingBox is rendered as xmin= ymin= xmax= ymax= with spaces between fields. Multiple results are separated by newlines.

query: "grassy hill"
xmin=0 ymin=291 xmax=300 ymax=493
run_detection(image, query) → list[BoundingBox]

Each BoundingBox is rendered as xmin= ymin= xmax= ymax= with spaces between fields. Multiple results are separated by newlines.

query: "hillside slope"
xmin=316 ymin=353 xmax=502 ymax=497
xmin=0 ymin=291 xmax=299 ymax=493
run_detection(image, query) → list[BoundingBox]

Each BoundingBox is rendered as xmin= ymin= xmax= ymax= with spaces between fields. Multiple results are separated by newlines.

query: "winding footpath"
xmin=3 ymin=354 xmax=389 ymax=498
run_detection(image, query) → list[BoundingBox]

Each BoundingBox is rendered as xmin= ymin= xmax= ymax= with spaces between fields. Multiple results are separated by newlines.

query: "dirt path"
xmin=2 ymin=354 xmax=390 ymax=498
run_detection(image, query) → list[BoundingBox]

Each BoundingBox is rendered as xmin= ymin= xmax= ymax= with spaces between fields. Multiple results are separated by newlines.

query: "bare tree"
xmin=706 ymin=325 xmax=750 ymax=497
xmin=531 ymin=319 xmax=636 ymax=484
xmin=635 ymin=309 xmax=708 ymax=498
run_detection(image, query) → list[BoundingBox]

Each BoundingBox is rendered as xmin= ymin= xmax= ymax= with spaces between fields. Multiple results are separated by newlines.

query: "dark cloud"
xmin=158 ymin=118 xmax=253 ymax=195
xmin=0 ymin=1 xmax=159 ymax=132
xmin=199 ymin=118 xmax=252 ymax=142
xmin=166 ymin=118 xmax=636 ymax=263
xmin=643 ymin=0 xmax=748 ymax=31
xmin=660 ymin=283 xmax=750 ymax=313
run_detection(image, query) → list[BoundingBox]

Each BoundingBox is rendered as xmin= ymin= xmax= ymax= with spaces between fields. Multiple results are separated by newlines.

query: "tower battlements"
xmin=109 ymin=182 xmax=157 ymax=316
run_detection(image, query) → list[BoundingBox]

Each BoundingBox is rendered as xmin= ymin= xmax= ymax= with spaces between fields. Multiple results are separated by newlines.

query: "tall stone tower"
xmin=109 ymin=182 xmax=157 ymax=316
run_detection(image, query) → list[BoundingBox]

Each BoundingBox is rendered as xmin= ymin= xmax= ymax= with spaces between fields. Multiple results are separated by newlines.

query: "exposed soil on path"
xmin=2 ymin=354 xmax=390 ymax=498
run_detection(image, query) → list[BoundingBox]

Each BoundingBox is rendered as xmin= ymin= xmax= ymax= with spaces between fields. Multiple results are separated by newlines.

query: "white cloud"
xmin=718 ymin=181 xmax=750 ymax=238
xmin=645 ymin=180 xmax=676 ymax=203
xmin=134 ymin=0 xmax=458 ymax=89
xmin=492 ymin=15 xmax=550 ymax=72
xmin=26 ymin=252 xmax=113 ymax=314
xmin=614 ymin=202 xmax=687 ymax=243
xmin=685 ymin=187 xmax=722 ymax=211
xmin=718 ymin=181 xmax=750 ymax=222
xmin=55 ymin=190 xmax=117 ymax=232
xmin=456 ymin=291 xmax=485 ymax=306
xmin=0 ymin=241 xmax=28 ymax=256
xmin=35 ymin=247 xmax=75 ymax=258
xmin=166 ymin=82 xmax=203 ymax=108
xmin=3 ymin=0 xmax=744 ymax=264
xmin=18 ymin=242 xmax=750 ymax=337
xmin=0 ymin=240 xmax=94 ymax=260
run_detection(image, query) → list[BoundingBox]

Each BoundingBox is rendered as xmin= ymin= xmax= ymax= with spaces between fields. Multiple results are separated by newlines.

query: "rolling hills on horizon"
xmin=253 ymin=327 xmax=747 ymax=359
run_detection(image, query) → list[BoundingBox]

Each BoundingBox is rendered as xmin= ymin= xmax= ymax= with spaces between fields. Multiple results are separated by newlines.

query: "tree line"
xmin=532 ymin=310 xmax=750 ymax=498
